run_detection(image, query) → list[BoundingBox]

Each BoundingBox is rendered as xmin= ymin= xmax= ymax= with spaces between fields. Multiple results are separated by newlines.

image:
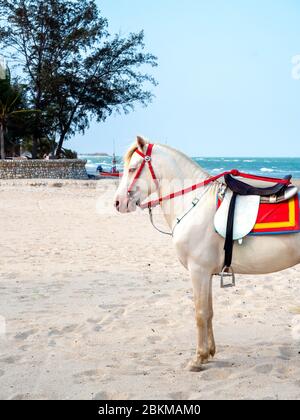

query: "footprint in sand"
xmin=279 ymin=346 xmax=294 ymax=360
xmin=93 ymin=391 xmax=132 ymax=400
xmin=147 ymin=335 xmax=162 ymax=344
xmin=294 ymin=380 xmax=300 ymax=388
xmin=254 ymin=364 xmax=273 ymax=374
xmin=9 ymin=393 xmax=47 ymax=400
xmin=93 ymin=391 xmax=110 ymax=400
xmin=152 ymin=318 xmax=170 ymax=326
xmin=168 ymin=391 xmax=188 ymax=400
xmin=9 ymin=394 xmax=31 ymax=400
xmin=48 ymin=324 xmax=79 ymax=336
xmin=275 ymin=366 xmax=293 ymax=379
xmin=0 ymin=355 xmax=21 ymax=364
xmin=61 ymin=324 xmax=79 ymax=334
xmin=93 ymin=325 xmax=102 ymax=332
xmin=87 ymin=318 xmax=102 ymax=324
xmin=73 ymin=369 xmax=104 ymax=383
xmin=147 ymin=293 xmax=169 ymax=303
xmin=14 ymin=329 xmax=37 ymax=340
xmin=48 ymin=340 xmax=56 ymax=347
xmin=200 ymin=367 xmax=233 ymax=381
xmin=96 ymin=308 xmax=126 ymax=328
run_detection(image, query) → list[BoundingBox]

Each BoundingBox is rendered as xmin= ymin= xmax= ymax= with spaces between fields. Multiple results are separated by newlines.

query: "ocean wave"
xmin=83 ymin=155 xmax=300 ymax=178
xmin=260 ymin=168 xmax=274 ymax=173
xmin=211 ymin=168 xmax=225 ymax=173
xmin=203 ymin=159 xmax=225 ymax=162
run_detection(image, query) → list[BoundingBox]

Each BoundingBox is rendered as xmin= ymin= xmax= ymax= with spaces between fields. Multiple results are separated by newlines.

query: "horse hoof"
xmin=209 ymin=347 xmax=216 ymax=358
xmin=188 ymin=357 xmax=208 ymax=372
xmin=188 ymin=360 xmax=202 ymax=372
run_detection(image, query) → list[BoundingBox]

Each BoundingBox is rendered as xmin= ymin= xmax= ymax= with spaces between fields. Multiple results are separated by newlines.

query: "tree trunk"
xmin=32 ymin=79 xmax=42 ymax=159
xmin=32 ymin=134 xmax=38 ymax=159
xmin=32 ymin=111 xmax=40 ymax=159
xmin=0 ymin=122 xmax=5 ymax=160
xmin=55 ymin=133 xmax=66 ymax=159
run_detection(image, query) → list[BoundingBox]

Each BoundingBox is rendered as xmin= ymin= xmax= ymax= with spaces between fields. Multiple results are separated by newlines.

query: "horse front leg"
xmin=189 ymin=267 xmax=212 ymax=371
xmin=208 ymin=276 xmax=216 ymax=358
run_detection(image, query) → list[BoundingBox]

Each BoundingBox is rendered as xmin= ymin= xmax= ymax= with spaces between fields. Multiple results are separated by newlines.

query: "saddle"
xmin=214 ymin=172 xmax=298 ymax=286
xmin=224 ymin=174 xmax=299 ymax=203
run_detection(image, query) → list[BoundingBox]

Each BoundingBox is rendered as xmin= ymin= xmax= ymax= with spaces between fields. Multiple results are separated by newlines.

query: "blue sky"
xmin=69 ymin=0 xmax=300 ymax=157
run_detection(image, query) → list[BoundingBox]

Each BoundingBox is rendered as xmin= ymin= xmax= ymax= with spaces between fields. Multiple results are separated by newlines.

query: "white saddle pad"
xmin=214 ymin=191 xmax=260 ymax=240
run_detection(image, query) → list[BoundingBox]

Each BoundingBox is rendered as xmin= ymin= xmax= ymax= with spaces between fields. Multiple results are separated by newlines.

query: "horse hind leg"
xmin=208 ymin=276 xmax=216 ymax=358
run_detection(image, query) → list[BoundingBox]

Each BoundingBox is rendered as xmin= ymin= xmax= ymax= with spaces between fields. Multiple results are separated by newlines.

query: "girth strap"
xmin=223 ymin=192 xmax=238 ymax=269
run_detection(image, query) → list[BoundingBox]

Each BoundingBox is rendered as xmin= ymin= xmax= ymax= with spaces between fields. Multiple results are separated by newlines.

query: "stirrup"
xmin=219 ymin=266 xmax=236 ymax=289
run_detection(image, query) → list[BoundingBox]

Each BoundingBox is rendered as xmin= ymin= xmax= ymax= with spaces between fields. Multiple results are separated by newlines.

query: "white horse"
xmin=114 ymin=136 xmax=300 ymax=371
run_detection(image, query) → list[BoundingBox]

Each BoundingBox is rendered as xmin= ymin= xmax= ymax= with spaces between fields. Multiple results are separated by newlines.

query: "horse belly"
xmin=232 ymin=233 xmax=300 ymax=274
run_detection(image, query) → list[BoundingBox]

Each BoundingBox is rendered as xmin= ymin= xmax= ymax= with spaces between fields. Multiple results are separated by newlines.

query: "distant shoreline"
xmin=80 ymin=153 xmax=110 ymax=157
xmin=82 ymin=155 xmax=300 ymax=179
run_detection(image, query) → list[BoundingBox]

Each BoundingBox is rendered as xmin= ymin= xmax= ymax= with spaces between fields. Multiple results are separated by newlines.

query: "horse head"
xmin=114 ymin=136 xmax=159 ymax=213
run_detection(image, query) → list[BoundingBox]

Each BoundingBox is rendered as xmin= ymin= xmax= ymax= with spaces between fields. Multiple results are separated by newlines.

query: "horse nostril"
xmin=115 ymin=200 xmax=120 ymax=210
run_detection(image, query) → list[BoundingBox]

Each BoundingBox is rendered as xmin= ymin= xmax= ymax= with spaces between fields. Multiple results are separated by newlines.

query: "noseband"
xmin=127 ymin=144 xmax=159 ymax=196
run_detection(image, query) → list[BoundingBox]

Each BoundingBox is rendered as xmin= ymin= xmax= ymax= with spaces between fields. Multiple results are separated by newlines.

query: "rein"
xmin=127 ymin=144 xmax=290 ymax=211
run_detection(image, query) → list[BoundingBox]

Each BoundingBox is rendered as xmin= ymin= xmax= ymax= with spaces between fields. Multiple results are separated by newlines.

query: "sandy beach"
xmin=0 ymin=179 xmax=300 ymax=400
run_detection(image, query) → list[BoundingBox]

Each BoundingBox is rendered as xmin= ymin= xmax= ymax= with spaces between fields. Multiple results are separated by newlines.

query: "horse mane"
xmin=161 ymin=144 xmax=203 ymax=171
xmin=124 ymin=141 xmax=209 ymax=178
xmin=124 ymin=143 xmax=138 ymax=167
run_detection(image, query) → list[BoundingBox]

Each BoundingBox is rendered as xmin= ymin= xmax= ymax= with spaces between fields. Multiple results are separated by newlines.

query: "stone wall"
xmin=0 ymin=159 xmax=88 ymax=180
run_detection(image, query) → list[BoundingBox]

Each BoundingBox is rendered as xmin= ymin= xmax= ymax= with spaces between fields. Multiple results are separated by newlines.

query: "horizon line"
xmin=78 ymin=153 xmax=300 ymax=159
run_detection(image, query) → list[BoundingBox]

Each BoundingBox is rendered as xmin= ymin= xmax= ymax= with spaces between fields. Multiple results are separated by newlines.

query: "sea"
xmin=80 ymin=155 xmax=300 ymax=179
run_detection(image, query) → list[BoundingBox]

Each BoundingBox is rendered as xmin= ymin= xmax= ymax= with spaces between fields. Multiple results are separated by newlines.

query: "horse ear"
xmin=137 ymin=136 xmax=146 ymax=151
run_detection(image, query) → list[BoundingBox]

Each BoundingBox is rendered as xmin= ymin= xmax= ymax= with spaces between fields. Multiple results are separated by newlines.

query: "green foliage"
xmin=0 ymin=79 xmax=37 ymax=158
xmin=21 ymin=136 xmax=77 ymax=158
xmin=60 ymin=148 xmax=78 ymax=159
xmin=0 ymin=0 xmax=157 ymax=158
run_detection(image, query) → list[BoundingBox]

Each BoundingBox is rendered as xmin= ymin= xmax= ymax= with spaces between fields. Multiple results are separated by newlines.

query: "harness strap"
xmin=127 ymin=144 xmax=291 ymax=210
xmin=140 ymin=169 xmax=290 ymax=210
xmin=224 ymin=192 xmax=238 ymax=268
xmin=128 ymin=159 xmax=146 ymax=193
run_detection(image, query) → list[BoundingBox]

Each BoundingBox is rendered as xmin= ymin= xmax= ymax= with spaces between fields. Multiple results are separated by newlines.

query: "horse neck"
xmin=154 ymin=145 xmax=215 ymax=228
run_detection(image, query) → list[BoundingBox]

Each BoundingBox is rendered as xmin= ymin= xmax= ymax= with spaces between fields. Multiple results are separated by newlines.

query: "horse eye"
xmin=129 ymin=168 xmax=136 ymax=173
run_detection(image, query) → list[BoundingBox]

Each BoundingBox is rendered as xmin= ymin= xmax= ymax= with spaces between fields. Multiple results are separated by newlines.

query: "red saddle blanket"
xmin=251 ymin=194 xmax=300 ymax=235
xmin=217 ymin=194 xmax=300 ymax=236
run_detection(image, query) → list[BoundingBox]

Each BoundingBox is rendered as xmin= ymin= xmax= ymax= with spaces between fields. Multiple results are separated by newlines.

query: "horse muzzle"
xmin=114 ymin=195 xmax=139 ymax=213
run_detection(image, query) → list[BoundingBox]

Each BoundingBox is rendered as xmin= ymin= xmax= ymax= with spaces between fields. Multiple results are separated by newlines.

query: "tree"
xmin=0 ymin=0 xmax=157 ymax=158
xmin=0 ymin=79 xmax=37 ymax=159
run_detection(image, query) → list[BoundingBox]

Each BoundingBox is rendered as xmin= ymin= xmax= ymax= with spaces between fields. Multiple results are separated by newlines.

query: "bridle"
xmin=126 ymin=144 xmax=290 ymax=212
xmin=125 ymin=143 xmax=291 ymax=237
xmin=127 ymin=143 xmax=159 ymax=197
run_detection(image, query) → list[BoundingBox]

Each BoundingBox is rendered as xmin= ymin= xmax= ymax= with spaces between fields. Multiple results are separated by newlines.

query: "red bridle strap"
xmin=139 ymin=169 xmax=290 ymax=210
xmin=127 ymin=144 xmax=159 ymax=194
xmin=126 ymin=144 xmax=291 ymax=210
